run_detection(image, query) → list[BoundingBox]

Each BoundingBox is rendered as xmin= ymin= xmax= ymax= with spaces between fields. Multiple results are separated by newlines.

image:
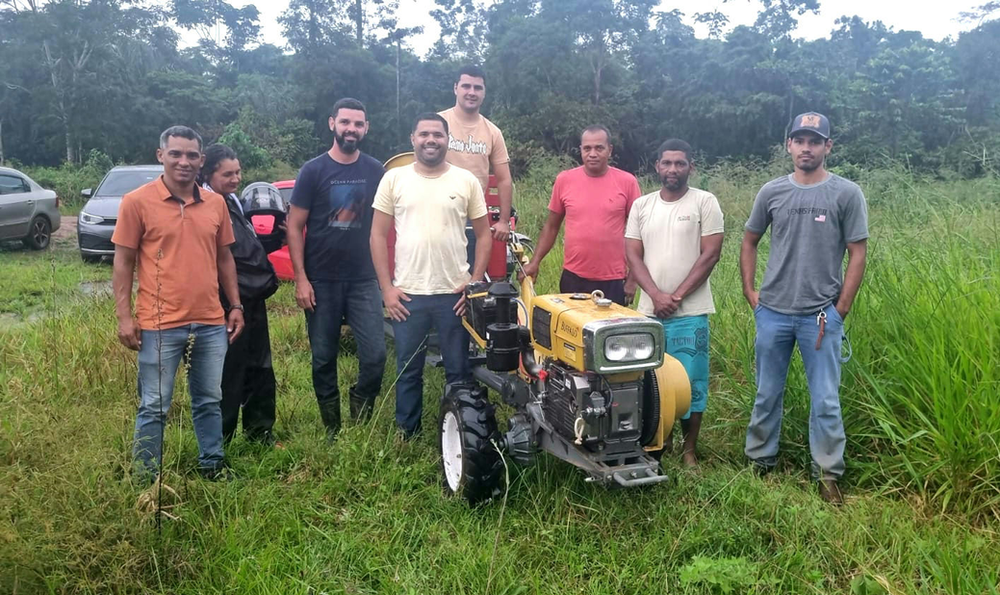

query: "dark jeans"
xmin=305 ymin=279 xmax=387 ymax=432
xmin=221 ymin=298 xmax=276 ymax=443
xmin=391 ymin=293 xmax=472 ymax=435
xmin=559 ymin=269 xmax=627 ymax=305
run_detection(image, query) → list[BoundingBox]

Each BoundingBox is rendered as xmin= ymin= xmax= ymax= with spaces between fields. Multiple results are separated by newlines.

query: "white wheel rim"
xmin=441 ymin=410 xmax=463 ymax=492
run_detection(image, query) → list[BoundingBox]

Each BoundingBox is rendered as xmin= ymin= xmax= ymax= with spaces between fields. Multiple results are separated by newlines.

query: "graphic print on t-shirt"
xmin=327 ymin=179 xmax=368 ymax=229
xmin=448 ymin=134 xmax=488 ymax=155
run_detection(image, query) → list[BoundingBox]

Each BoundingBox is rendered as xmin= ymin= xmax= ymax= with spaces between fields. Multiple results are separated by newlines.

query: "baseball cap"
xmin=788 ymin=112 xmax=831 ymax=139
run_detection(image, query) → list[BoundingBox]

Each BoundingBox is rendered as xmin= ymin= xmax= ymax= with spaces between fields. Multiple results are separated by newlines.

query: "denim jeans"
xmin=391 ymin=293 xmax=472 ymax=434
xmin=744 ymin=303 xmax=846 ymax=480
xmin=134 ymin=323 xmax=228 ymax=476
xmin=305 ymin=279 xmax=387 ymax=431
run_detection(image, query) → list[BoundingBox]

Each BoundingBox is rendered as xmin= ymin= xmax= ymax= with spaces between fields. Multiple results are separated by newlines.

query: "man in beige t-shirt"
xmin=625 ymin=139 xmax=724 ymax=467
xmin=439 ymin=64 xmax=513 ymax=245
xmin=370 ymin=113 xmax=491 ymax=437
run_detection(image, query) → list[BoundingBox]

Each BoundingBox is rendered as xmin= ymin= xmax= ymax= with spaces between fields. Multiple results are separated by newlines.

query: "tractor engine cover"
xmin=542 ymin=363 xmax=643 ymax=456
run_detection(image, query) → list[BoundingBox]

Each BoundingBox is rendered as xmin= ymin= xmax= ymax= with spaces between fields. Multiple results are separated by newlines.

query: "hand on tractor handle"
xmin=519 ymin=260 xmax=540 ymax=281
xmin=652 ymin=291 xmax=682 ymax=318
xmin=384 ymin=286 xmax=411 ymax=322
xmin=117 ymin=316 xmax=142 ymax=351
xmin=295 ymin=277 xmax=316 ymax=312
xmin=491 ymin=219 xmax=511 ymax=242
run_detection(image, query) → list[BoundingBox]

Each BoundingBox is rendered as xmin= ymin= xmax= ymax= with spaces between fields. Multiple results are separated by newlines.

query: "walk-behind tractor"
xmin=439 ymin=237 xmax=692 ymax=504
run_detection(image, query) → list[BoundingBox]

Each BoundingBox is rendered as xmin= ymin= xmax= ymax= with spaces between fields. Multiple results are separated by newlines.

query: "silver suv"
xmin=0 ymin=166 xmax=61 ymax=250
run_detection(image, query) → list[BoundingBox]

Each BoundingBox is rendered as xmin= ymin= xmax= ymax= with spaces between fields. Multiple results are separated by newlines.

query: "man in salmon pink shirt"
xmin=521 ymin=125 xmax=642 ymax=305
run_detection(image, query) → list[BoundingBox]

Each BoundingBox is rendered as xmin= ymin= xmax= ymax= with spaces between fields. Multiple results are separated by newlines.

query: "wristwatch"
xmin=227 ymin=303 xmax=244 ymax=313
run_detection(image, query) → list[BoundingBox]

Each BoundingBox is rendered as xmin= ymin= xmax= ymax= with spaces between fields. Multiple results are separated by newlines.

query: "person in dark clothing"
xmin=200 ymin=144 xmax=282 ymax=446
xmin=287 ymin=97 xmax=387 ymax=441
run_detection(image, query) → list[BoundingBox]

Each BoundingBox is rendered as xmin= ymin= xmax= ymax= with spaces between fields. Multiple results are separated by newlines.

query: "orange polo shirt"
xmin=112 ymin=176 xmax=235 ymax=330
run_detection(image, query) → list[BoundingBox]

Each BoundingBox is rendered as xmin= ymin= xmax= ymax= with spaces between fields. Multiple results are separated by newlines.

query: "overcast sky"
xmin=181 ymin=0 xmax=986 ymax=53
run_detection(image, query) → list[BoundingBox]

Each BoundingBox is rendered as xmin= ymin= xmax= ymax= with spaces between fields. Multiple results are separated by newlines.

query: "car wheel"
xmin=23 ymin=216 xmax=52 ymax=250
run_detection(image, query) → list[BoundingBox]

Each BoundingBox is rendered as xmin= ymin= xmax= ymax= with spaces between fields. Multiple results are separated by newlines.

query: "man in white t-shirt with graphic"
xmin=625 ymin=139 xmax=724 ymax=466
xmin=370 ymin=113 xmax=492 ymax=438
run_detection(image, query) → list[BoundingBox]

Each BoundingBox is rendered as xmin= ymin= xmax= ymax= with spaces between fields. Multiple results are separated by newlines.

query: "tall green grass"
xmin=1 ymin=162 xmax=999 ymax=593
xmin=695 ymin=164 xmax=1000 ymax=518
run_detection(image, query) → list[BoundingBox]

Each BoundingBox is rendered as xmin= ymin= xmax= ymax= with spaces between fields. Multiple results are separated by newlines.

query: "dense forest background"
xmin=1 ymin=0 xmax=999 ymax=177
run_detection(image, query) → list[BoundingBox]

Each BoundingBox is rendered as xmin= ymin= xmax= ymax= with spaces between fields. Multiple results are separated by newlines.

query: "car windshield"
xmin=96 ymin=170 xmax=160 ymax=196
xmin=279 ymin=187 xmax=293 ymax=203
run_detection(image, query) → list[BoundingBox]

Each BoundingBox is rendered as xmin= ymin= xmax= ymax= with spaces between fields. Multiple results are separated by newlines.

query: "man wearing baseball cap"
xmin=740 ymin=112 xmax=869 ymax=505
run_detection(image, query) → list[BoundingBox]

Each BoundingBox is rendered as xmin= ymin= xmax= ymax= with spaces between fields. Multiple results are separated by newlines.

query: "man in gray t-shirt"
xmin=740 ymin=112 xmax=869 ymax=505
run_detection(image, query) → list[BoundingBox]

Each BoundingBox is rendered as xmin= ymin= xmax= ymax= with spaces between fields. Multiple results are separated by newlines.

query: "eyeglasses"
xmin=166 ymin=150 xmax=203 ymax=160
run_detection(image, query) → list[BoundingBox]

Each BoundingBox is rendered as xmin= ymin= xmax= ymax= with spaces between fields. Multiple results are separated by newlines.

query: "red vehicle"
xmin=264 ymin=180 xmax=295 ymax=281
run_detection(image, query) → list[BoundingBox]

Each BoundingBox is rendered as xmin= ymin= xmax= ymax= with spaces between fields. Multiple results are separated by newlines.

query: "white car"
xmin=0 ymin=166 xmax=61 ymax=250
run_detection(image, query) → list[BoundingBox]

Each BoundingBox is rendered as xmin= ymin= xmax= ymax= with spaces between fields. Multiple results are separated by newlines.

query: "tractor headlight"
xmin=583 ymin=319 xmax=664 ymax=373
xmin=604 ymin=333 xmax=655 ymax=362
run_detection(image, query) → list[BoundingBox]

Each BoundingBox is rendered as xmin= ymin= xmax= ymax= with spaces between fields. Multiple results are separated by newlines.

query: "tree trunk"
xmin=355 ymin=0 xmax=363 ymax=46
xmin=41 ymin=39 xmax=75 ymax=163
xmin=396 ymin=37 xmax=401 ymax=140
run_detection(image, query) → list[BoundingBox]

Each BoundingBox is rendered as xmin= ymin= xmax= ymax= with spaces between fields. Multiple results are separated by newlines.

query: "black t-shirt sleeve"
xmin=290 ymin=160 xmax=316 ymax=210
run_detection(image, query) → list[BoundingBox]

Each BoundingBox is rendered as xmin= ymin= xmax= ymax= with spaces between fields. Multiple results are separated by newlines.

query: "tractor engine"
xmin=542 ymin=362 xmax=643 ymax=456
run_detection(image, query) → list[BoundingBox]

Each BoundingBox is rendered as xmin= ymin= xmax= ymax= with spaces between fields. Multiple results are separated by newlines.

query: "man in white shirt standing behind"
xmin=625 ymin=139 xmax=724 ymax=466
xmin=370 ymin=113 xmax=492 ymax=438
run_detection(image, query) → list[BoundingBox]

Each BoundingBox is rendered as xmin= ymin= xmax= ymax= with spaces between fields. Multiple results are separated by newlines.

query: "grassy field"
xmin=1 ymin=163 xmax=998 ymax=594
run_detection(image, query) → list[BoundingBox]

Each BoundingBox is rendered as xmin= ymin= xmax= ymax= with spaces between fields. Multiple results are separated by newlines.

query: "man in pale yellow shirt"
xmin=439 ymin=64 xmax=513 ymax=247
xmin=370 ymin=113 xmax=492 ymax=437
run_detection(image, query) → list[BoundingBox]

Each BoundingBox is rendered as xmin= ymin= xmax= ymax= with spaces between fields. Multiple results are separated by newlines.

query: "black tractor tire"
xmin=438 ymin=383 xmax=504 ymax=505
xmin=23 ymin=216 xmax=52 ymax=250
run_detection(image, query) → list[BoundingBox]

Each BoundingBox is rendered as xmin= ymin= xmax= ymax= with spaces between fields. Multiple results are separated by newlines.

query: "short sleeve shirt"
xmin=439 ymin=108 xmax=510 ymax=191
xmin=625 ymin=187 xmax=725 ymax=317
xmin=111 ymin=177 xmax=235 ymax=330
xmin=745 ymin=173 xmax=869 ymax=315
xmin=548 ymin=166 xmax=642 ymax=280
xmin=372 ymin=164 xmax=487 ymax=295
xmin=289 ymin=152 xmax=385 ymax=281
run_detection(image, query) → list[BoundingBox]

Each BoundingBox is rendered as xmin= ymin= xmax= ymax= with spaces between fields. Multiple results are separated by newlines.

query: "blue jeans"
xmin=305 ymin=279 xmax=387 ymax=429
xmin=744 ymin=303 xmax=846 ymax=480
xmin=134 ymin=323 xmax=228 ymax=476
xmin=391 ymin=293 xmax=472 ymax=434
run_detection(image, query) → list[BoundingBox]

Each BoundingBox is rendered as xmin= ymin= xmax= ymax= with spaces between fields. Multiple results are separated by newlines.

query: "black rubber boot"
xmin=349 ymin=388 xmax=376 ymax=422
xmin=317 ymin=398 xmax=341 ymax=442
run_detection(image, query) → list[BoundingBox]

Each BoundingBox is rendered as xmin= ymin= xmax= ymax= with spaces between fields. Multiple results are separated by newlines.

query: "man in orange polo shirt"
xmin=112 ymin=125 xmax=244 ymax=482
